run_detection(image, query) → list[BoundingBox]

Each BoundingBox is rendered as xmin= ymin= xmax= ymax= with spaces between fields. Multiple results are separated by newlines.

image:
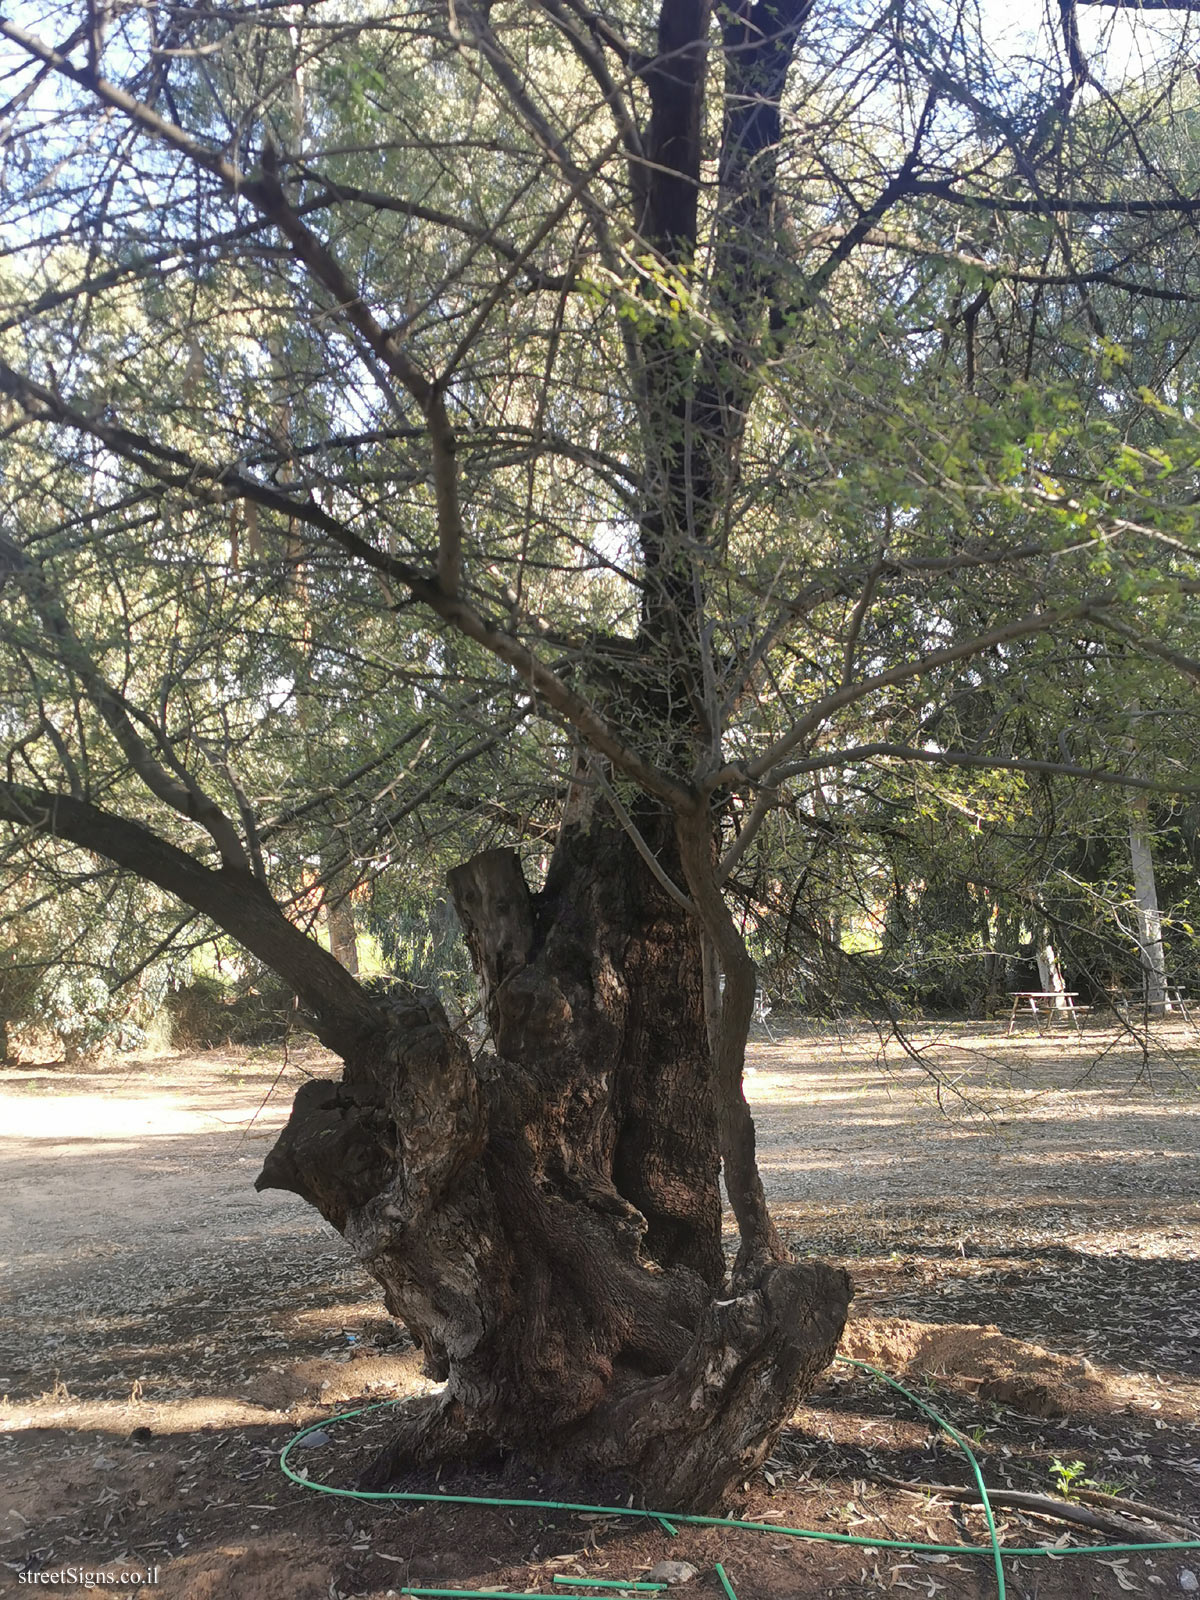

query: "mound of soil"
xmin=167 ymin=1535 xmax=330 ymax=1600
xmin=841 ymin=1315 xmax=1107 ymax=1417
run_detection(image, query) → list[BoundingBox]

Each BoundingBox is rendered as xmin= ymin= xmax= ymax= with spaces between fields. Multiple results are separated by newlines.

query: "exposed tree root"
xmin=357 ymin=1391 xmax=498 ymax=1491
xmin=571 ymin=1259 xmax=853 ymax=1512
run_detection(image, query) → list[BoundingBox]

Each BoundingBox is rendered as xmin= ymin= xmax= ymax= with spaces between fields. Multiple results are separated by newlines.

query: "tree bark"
xmin=258 ymin=811 xmax=851 ymax=1509
xmin=0 ymin=763 xmax=850 ymax=1512
xmin=0 ymin=4 xmax=856 ymax=1504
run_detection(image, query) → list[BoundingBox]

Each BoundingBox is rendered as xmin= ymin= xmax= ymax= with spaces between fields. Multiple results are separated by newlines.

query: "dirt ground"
xmin=2 ymin=1020 xmax=1199 ymax=1600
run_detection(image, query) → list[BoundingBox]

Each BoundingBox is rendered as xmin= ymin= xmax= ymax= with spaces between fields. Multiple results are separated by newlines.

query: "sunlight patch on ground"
xmin=0 ymin=1089 xmax=291 ymax=1141
xmin=285 ymin=1303 xmax=384 ymax=1336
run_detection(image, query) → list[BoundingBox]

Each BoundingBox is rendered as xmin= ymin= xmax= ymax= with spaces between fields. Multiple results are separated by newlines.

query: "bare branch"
xmin=0 ymin=529 xmax=252 ymax=872
xmin=718 ymin=586 xmax=1200 ymax=792
xmin=593 ymin=766 xmax=696 ymax=913
xmin=1077 ymin=0 xmax=1200 ymax=9
xmin=910 ymin=177 xmax=1200 ymax=217
xmin=1093 ymin=614 xmax=1200 ymax=685
xmin=0 ymin=360 xmax=692 ymax=810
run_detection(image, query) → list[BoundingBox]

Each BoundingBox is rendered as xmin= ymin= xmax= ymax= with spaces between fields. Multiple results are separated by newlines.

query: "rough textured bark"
xmin=258 ymin=813 xmax=851 ymax=1509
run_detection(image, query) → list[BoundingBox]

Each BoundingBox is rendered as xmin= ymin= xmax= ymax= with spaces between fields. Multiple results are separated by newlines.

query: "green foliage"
xmin=1049 ymin=1458 xmax=1127 ymax=1501
xmin=1050 ymin=1458 xmax=1089 ymax=1498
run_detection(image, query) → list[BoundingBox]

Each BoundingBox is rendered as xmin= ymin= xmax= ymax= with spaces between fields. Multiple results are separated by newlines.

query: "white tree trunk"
xmin=323 ymin=874 xmax=360 ymax=976
xmin=1035 ymin=936 xmax=1066 ymax=1006
xmin=1129 ymin=795 xmax=1167 ymax=1017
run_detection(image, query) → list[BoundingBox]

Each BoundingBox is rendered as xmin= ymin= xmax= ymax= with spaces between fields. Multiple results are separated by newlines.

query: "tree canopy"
xmin=3 ymin=1 xmax=1200 ymax=968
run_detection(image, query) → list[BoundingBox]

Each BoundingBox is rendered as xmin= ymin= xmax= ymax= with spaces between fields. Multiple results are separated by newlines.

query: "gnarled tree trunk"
xmin=258 ymin=810 xmax=851 ymax=1511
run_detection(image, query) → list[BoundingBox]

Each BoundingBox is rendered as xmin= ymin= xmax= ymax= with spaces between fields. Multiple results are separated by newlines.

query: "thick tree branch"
xmin=715 ymin=584 xmax=1200 ymax=791
xmin=634 ymin=0 xmax=711 ymax=260
xmin=532 ymin=0 xmax=644 ymax=163
xmin=292 ymin=171 xmax=567 ymax=279
xmin=1077 ymin=0 xmax=1200 ymax=8
xmin=0 ymin=783 xmax=380 ymax=1051
xmin=718 ymin=541 xmax=1047 ymax=728
xmin=1093 ymin=614 xmax=1200 ymax=684
xmin=553 ymin=0 xmax=641 ymax=67
xmin=715 ymin=788 xmax=776 ymax=884
xmin=444 ymin=0 xmax=620 ymax=263
xmin=594 ymin=767 xmax=696 ymax=913
xmin=877 ymin=1473 xmax=1178 ymax=1544
xmin=910 ymin=177 xmax=1200 ymax=217
xmin=677 ymin=809 xmax=784 ymax=1283
xmin=845 ymin=227 xmax=1200 ymax=304
xmin=0 ymin=21 xmax=467 ymax=598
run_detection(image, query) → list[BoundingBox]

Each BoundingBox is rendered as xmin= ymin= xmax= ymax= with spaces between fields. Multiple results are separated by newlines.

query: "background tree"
xmin=2 ymin=0 xmax=1200 ymax=1510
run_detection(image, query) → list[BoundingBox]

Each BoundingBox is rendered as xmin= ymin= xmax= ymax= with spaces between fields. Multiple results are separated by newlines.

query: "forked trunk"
xmin=258 ymin=813 xmax=850 ymax=1510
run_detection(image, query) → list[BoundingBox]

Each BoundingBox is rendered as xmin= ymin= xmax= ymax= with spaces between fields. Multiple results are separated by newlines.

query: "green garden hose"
xmin=279 ymin=1355 xmax=1200 ymax=1600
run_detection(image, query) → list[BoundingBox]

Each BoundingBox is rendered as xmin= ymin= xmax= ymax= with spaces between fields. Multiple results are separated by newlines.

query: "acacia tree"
xmin=3 ymin=0 xmax=1200 ymax=1509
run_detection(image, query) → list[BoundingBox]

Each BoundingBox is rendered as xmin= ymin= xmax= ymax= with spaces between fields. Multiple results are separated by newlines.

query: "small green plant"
xmin=1050 ymin=1458 xmax=1088 ymax=1498
xmin=1049 ymin=1458 xmax=1128 ymax=1500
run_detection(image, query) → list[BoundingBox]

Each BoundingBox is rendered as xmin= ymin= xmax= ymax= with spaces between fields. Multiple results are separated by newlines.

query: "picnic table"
xmin=1106 ymin=984 xmax=1195 ymax=1028
xmin=1006 ymin=990 xmax=1084 ymax=1035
